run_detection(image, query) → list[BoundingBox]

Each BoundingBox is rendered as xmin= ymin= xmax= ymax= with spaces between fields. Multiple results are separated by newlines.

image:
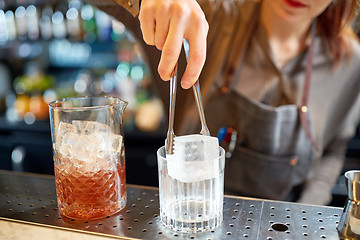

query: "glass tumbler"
xmin=157 ymin=146 xmax=225 ymax=233
xmin=49 ymin=96 xmax=127 ymax=220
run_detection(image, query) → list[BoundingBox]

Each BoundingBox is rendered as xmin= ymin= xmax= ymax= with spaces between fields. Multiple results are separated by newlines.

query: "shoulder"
xmin=333 ymin=31 xmax=360 ymax=78
xmin=348 ymin=36 xmax=360 ymax=63
xmin=343 ymin=36 xmax=360 ymax=79
xmin=338 ymin=27 xmax=360 ymax=62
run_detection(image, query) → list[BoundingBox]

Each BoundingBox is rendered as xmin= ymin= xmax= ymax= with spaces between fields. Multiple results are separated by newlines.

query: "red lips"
xmin=284 ymin=0 xmax=307 ymax=8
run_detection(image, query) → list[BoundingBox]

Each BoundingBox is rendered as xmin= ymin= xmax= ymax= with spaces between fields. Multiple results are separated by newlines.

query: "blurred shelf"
xmin=2 ymin=0 xmax=60 ymax=8
xmin=0 ymin=115 xmax=166 ymax=137
xmin=0 ymin=39 xmax=119 ymax=69
xmin=0 ymin=116 xmax=50 ymax=133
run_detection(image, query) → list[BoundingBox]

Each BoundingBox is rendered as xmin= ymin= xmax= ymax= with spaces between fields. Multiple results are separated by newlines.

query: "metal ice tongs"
xmin=182 ymin=39 xmax=210 ymax=136
xmin=165 ymin=64 xmax=178 ymax=155
xmin=165 ymin=40 xmax=210 ymax=155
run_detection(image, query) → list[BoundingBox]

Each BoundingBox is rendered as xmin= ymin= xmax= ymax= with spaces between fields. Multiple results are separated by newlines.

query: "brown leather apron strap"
xmin=299 ymin=19 xmax=318 ymax=150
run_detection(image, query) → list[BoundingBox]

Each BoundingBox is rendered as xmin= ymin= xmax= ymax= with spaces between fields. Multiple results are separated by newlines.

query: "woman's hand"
xmin=138 ymin=0 xmax=208 ymax=89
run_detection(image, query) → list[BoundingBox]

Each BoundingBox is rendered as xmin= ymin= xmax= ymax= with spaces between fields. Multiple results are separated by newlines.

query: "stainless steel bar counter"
xmin=0 ymin=170 xmax=342 ymax=239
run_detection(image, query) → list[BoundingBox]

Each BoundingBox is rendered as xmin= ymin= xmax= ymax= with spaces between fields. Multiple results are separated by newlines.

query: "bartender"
xmin=87 ymin=0 xmax=360 ymax=205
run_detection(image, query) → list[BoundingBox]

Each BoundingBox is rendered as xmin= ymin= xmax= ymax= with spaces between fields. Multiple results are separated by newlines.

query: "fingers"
xmin=139 ymin=0 xmax=172 ymax=50
xmin=158 ymin=15 xmax=186 ymax=81
xmin=154 ymin=7 xmax=170 ymax=50
xmin=138 ymin=0 xmax=209 ymax=88
xmin=181 ymin=22 xmax=208 ymax=89
xmin=138 ymin=2 xmax=155 ymax=45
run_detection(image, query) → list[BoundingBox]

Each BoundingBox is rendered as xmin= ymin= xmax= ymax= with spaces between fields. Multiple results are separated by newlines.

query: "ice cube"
xmin=56 ymin=120 xmax=122 ymax=171
xmin=173 ymin=134 xmax=218 ymax=163
xmin=56 ymin=121 xmax=76 ymax=142
xmin=72 ymin=120 xmax=111 ymax=135
xmin=57 ymin=132 xmax=77 ymax=158
xmin=94 ymin=132 xmax=123 ymax=155
xmin=167 ymin=134 xmax=219 ymax=182
xmin=56 ymin=122 xmax=77 ymax=157
xmin=72 ymin=134 xmax=98 ymax=162
xmin=184 ymin=140 xmax=204 ymax=162
xmin=111 ymin=134 xmax=123 ymax=154
xmin=67 ymin=132 xmax=112 ymax=171
xmin=96 ymin=132 xmax=110 ymax=153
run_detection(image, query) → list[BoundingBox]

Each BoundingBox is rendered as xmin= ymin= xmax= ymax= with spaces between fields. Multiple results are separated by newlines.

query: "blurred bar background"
xmin=0 ymin=0 xmax=165 ymax=189
xmin=0 ymin=0 xmax=359 ymax=207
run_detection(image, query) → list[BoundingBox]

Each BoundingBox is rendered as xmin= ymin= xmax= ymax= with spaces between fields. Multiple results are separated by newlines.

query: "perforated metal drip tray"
xmin=0 ymin=170 xmax=342 ymax=240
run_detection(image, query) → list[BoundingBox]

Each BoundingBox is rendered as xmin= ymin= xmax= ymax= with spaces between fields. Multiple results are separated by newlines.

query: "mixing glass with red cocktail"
xmin=49 ymin=96 xmax=128 ymax=220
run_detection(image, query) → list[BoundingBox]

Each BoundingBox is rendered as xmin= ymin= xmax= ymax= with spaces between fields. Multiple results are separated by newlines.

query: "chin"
xmin=277 ymin=8 xmax=307 ymax=24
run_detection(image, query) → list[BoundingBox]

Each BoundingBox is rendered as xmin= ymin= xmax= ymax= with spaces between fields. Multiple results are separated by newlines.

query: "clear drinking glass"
xmin=49 ymin=96 xmax=127 ymax=220
xmin=157 ymin=146 xmax=225 ymax=233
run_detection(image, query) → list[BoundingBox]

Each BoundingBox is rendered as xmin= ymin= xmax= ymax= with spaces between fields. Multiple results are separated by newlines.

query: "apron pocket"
xmin=225 ymin=145 xmax=299 ymax=200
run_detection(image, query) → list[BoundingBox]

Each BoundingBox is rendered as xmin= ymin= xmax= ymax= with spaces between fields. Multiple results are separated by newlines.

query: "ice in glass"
xmin=49 ymin=97 xmax=127 ymax=220
xmin=157 ymin=139 xmax=225 ymax=233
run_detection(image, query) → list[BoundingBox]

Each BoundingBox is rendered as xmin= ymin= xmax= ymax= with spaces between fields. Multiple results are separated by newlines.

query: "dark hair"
xmin=318 ymin=0 xmax=359 ymax=63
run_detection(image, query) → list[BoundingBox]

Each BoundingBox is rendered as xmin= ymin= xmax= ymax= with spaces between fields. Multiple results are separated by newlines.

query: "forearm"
xmin=86 ymin=0 xmax=212 ymax=18
xmin=298 ymin=155 xmax=345 ymax=205
xmin=297 ymin=143 xmax=347 ymax=205
xmin=85 ymin=0 xmax=140 ymax=17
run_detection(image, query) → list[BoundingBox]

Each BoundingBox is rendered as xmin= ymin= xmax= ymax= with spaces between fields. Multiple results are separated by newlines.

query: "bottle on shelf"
xmin=95 ymin=9 xmax=112 ymax=42
xmin=52 ymin=10 xmax=67 ymax=39
xmin=26 ymin=5 xmax=40 ymax=41
xmin=0 ymin=10 xmax=7 ymax=45
xmin=39 ymin=4 xmax=53 ymax=40
xmin=66 ymin=6 xmax=82 ymax=41
xmin=80 ymin=4 xmax=97 ymax=43
xmin=15 ymin=5 xmax=27 ymax=40
xmin=5 ymin=10 xmax=17 ymax=42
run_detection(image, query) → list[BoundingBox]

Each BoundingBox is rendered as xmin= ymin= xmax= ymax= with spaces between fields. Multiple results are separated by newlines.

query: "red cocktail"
xmin=54 ymin=153 xmax=126 ymax=219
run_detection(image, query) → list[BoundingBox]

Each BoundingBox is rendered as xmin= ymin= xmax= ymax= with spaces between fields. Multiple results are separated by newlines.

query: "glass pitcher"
xmin=49 ymin=96 xmax=128 ymax=220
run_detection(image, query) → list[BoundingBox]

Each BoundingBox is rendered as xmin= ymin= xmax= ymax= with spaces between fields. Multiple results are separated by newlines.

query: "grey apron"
xmin=204 ymin=6 xmax=316 ymax=200
xmin=206 ymin=91 xmax=314 ymax=200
